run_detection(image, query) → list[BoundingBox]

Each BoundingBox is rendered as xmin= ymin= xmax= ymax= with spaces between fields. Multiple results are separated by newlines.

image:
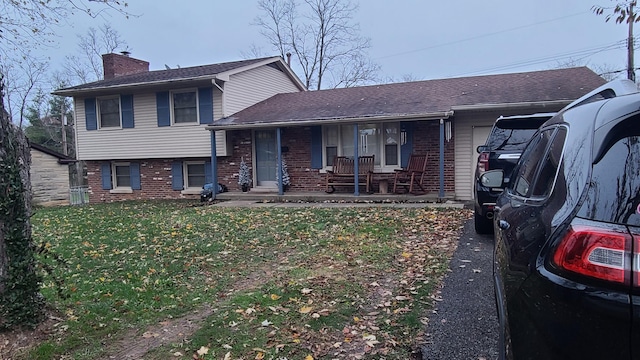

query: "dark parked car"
xmin=483 ymin=79 xmax=640 ymax=360
xmin=474 ymin=79 xmax=639 ymax=235
xmin=473 ymin=113 xmax=554 ymax=234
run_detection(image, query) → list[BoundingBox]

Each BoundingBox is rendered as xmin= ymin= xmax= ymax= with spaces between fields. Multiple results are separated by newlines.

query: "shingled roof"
xmin=53 ymin=56 xmax=302 ymax=95
xmin=210 ymin=67 xmax=605 ymax=129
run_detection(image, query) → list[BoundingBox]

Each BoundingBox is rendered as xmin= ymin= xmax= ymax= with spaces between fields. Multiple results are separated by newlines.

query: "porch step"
xmin=249 ymin=186 xmax=278 ymax=193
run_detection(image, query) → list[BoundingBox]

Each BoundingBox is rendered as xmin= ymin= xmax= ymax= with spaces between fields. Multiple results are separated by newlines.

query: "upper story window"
xmin=98 ymin=97 xmax=121 ymax=128
xmin=323 ymin=123 xmax=401 ymax=169
xmin=172 ymin=90 xmax=198 ymax=124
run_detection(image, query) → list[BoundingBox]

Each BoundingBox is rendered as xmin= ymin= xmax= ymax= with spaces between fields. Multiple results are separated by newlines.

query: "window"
xmin=185 ymin=162 xmax=206 ymax=189
xmin=98 ymin=97 xmax=121 ymax=128
xmin=323 ymin=123 xmax=400 ymax=168
xmin=112 ymin=162 xmax=131 ymax=188
xmin=172 ymin=90 xmax=198 ymax=124
xmin=510 ymin=129 xmax=557 ymax=198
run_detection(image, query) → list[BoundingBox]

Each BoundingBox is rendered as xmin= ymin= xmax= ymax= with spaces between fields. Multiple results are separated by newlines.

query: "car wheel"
xmin=474 ymin=211 xmax=493 ymax=234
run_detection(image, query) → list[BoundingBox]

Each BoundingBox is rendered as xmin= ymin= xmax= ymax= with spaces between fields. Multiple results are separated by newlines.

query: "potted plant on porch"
xmin=238 ymin=159 xmax=251 ymax=192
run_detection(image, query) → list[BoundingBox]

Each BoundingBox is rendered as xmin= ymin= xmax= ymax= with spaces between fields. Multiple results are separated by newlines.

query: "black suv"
xmin=473 ymin=113 xmax=554 ymax=234
xmin=481 ymin=79 xmax=640 ymax=359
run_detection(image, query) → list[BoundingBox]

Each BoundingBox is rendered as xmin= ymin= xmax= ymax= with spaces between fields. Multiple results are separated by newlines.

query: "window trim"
xmin=110 ymin=162 xmax=133 ymax=193
xmin=321 ymin=122 xmax=401 ymax=172
xmin=170 ymin=88 xmax=199 ymax=125
xmin=180 ymin=161 xmax=206 ymax=194
xmin=97 ymin=96 xmax=122 ymax=129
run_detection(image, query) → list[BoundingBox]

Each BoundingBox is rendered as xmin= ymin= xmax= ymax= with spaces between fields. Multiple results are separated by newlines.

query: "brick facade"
xmin=86 ymin=121 xmax=455 ymax=202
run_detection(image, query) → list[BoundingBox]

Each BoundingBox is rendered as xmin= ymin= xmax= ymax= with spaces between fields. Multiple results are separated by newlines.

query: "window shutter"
xmin=130 ymin=162 xmax=141 ymax=190
xmin=101 ymin=162 xmax=112 ymax=189
xmin=310 ymin=125 xmax=323 ymax=169
xmin=198 ymin=87 xmax=214 ymax=124
xmin=205 ymin=161 xmax=212 ymax=184
xmin=171 ymin=161 xmax=184 ymax=190
xmin=121 ymin=94 xmax=134 ymax=128
xmin=400 ymin=122 xmax=414 ymax=168
xmin=156 ymin=92 xmax=171 ymax=127
xmin=85 ymin=98 xmax=97 ymax=131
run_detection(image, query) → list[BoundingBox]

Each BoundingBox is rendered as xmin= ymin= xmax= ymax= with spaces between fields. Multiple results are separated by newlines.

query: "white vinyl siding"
xmin=454 ymin=113 xmax=518 ymax=201
xmin=74 ymin=93 xmax=228 ymax=160
xmin=225 ymin=65 xmax=302 ymax=115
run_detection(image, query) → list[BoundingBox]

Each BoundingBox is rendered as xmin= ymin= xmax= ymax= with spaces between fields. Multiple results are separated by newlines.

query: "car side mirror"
xmin=476 ymin=145 xmax=488 ymax=153
xmin=480 ymin=170 xmax=505 ymax=188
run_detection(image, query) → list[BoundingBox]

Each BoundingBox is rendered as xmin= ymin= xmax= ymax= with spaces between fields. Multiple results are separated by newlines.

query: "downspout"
xmin=277 ymin=127 xmax=283 ymax=195
xmin=439 ymin=119 xmax=445 ymax=200
xmin=210 ymin=130 xmax=218 ymax=199
xmin=353 ymin=123 xmax=360 ymax=196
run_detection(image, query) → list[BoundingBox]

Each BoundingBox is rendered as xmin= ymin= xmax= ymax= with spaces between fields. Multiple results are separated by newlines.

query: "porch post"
xmin=439 ymin=119 xmax=445 ymax=200
xmin=210 ymin=130 xmax=218 ymax=198
xmin=353 ymin=123 xmax=360 ymax=196
xmin=276 ymin=127 xmax=283 ymax=195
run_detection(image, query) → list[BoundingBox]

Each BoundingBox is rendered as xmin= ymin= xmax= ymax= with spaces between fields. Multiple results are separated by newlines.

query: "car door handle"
xmin=498 ymin=220 xmax=510 ymax=230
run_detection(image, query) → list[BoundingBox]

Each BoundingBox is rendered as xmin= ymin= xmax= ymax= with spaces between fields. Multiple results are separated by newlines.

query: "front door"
xmin=254 ymin=129 xmax=277 ymax=187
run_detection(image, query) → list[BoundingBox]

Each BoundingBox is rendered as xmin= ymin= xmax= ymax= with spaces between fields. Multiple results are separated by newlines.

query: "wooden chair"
xmin=325 ymin=155 xmax=375 ymax=193
xmin=393 ymin=153 xmax=428 ymax=194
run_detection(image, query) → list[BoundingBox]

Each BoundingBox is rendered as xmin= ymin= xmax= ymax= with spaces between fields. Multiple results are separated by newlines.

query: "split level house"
xmin=53 ymin=52 xmax=606 ymax=203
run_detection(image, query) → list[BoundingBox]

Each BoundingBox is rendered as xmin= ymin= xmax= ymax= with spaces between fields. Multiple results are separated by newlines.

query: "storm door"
xmin=254 ymin=129 xmax=277 ymax=187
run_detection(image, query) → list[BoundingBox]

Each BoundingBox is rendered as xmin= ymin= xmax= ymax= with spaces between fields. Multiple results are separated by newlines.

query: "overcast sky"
xmin=49 ymin=0 xmax=633 ymax=84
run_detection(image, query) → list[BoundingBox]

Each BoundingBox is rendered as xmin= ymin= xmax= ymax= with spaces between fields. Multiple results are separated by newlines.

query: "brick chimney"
xmin=102 ymin=52 xmax=150 ymax=80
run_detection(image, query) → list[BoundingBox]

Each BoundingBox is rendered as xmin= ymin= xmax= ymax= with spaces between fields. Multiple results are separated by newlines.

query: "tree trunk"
xmin=0 ymin=76 xmax=42 ymax=329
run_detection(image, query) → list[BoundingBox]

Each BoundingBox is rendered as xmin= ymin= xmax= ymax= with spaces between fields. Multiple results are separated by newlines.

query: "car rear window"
xmin=579 ymin=118 xmax=640 ymax=225
xmin=485 ymin=118 xmax=548 ymax=151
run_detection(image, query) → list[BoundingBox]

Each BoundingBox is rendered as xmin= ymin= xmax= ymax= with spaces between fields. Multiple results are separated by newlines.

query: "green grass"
xmin=26 ymin=200 xmax=471 ymax=360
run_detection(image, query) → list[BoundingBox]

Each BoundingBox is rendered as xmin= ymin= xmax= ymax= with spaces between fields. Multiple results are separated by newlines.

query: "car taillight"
xmin=552 ymin=225 xmax=631 ymax=285
xmin=477 ymin=152 xmax=489 ymax=174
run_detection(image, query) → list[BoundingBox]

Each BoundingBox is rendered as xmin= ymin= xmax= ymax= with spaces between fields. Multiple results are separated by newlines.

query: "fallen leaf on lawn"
xmin=245 ymin=307 xmax=256 ymax=314
xmin=261 ymin=320 xmax=272 ymax=326
xmin=224 ymin=352 xmax=231 ymax=360
xmin=312 ymin=313 xmax=320 ymax=318
xmin=197 ymin=346 xmax=209 ymax=355
xmin=395 ymin=295 xmax=408 ymax=301
xmin=142 ymin=331 xmax=159 ymax=338
xmin=304 ymin=355 xmax=314 ymax=360
xmin=301 ymin=288 xmax=313 ymax=294
xmin=222 ymin=344 xmax=232 ymax=349
xmin=173 ymin=351 xmax=183 ymax=357
xmin=255 ymin=352 xmax=265 ymax=359
xmin=401 ymin=252 xmax=412 ymax=258
xmin=270 ymin=294 xmax=281 ymax=300
xmin=299 ymin=306 xmax=313 ymax=313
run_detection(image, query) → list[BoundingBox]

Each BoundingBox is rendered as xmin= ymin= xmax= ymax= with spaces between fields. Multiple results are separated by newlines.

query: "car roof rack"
xmin=561 ymin=79 xmax=638 ymax=112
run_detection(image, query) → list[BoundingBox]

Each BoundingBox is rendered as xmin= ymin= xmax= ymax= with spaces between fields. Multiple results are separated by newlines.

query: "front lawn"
xmin=25 ymin=201 xmax=470 ymax=360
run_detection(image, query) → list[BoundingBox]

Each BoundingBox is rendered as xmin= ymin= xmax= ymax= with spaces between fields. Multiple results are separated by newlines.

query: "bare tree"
xmin=0 ymin=53 xmax=49 ymax=127
xmin=64 ymin=24 xmax=129 ymax=84
xmin=0 ymin=0 xmax=130 ymax=330
xmin=255 ymin=0 xmax=379 ymax=89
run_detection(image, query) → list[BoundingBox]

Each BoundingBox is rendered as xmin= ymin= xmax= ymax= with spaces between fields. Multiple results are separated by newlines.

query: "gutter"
xmin=205 ymin=111 xmax=454 ymax=131
xmin=52 ymin=75 xmax=219 ymax=96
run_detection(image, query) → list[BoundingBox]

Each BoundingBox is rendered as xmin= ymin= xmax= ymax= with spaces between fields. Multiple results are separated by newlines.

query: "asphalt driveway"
xmin=422 ymin=219 xmax=498 ymax=360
